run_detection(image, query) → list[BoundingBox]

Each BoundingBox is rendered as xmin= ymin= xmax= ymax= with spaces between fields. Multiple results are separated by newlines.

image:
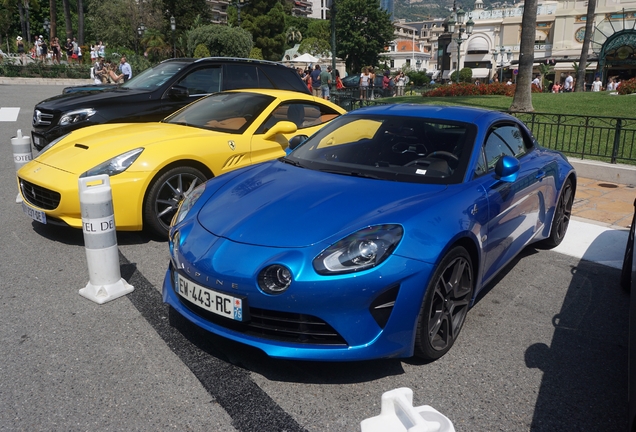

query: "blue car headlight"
xmin=79 ymin=148 xmax=144 ymax=178
xmin=313 ymin=225 xmax=403 ymax=275
xmin=171 ymin=182 xmax=207 ymax=227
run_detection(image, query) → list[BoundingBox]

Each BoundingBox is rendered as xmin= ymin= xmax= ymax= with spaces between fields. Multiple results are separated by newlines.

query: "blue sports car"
xmin=162 ymin=104 xmax=576 ymax=361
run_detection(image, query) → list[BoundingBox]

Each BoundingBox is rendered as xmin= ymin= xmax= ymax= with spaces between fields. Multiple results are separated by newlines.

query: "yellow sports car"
xmin=18 ymin=89 xmax=345 ymax=236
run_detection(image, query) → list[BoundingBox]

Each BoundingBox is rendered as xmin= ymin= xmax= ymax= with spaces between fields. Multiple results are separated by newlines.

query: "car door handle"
xmin=536 ymin=170 xmax=546 ymax=181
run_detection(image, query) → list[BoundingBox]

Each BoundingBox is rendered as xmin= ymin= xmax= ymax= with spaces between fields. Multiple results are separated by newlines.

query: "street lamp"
xmin=170 ymin=15 xmax=176 ymax=58
xmin=492 ymin=46 xmax=512 ymax=83
xmin=43 ymin=18 xmax=50 ymax=40
xmin=234 ymin=0 xmax=249 ymax=26
xmin=447 ymin=8 xmax=474 ymax=84
xmin=137 ymin=23 xmax=145 ymax=55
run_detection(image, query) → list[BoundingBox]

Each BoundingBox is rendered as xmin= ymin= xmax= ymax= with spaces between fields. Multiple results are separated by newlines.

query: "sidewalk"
xmin=0 ymin=77 xmax=93 ymax=86
xmin=573 ymin=177 xmax=635 ymax=229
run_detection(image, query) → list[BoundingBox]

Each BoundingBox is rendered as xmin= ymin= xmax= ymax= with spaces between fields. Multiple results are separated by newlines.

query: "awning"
xmin=471 ymin=68 xmax=491 ymax=78
xmin=553 ymin=62 xmax=598 ymax=71
xmin=442 ymin=69 xmax=455 ymax=80
xmin=427 ymin=70 xmax=440 ymax=79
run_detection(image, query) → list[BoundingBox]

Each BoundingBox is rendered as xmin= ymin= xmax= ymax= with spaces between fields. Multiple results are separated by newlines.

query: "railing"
xmin=509 ymin=112 xmax=636 ymax=164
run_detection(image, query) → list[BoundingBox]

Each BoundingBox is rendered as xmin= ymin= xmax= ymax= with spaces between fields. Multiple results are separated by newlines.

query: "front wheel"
xmin=143 ymin=166 xmax=208 ymax=237
xmin=414 ymin=246 xmax=473 ymax=361
xmin=542 ymin=178 xmax=574 ymax=249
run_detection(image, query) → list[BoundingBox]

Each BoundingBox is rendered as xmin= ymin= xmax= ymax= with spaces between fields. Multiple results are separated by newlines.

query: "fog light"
xmin=258 ymin=265 xmax=292 ymax=294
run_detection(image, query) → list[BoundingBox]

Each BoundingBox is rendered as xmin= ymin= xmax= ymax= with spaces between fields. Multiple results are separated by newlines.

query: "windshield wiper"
xmin=280 ymin=157 xmax=304 ymax=168
xmin=319 ymin=169 xmax=382 ymax=179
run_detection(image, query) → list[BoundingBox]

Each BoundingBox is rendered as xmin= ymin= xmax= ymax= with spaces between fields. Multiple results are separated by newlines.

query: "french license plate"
xmin=177 ymin=274 xmax=244 ymax=321
xmin=33 ymin=135 xmax=41 ymax=146
xmin=22 ymin=202 xmax=47 ymax=224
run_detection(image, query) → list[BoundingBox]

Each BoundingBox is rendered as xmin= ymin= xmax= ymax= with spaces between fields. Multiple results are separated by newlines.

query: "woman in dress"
xmin=50 ymin=37 xmax=61 ymax=64
xmin=359 ymin=67 xmax=370 ymax=100
xmin=16 ymin=36 xmax=26 ymax=64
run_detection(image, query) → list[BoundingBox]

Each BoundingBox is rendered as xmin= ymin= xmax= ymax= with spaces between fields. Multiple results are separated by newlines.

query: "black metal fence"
xmin=509 ymin=112 xmax=636 ymax=164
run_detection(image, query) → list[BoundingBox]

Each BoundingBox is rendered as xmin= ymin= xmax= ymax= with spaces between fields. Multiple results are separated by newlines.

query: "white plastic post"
xmin=78 ymin=175 xmax=134 ymax=304
xmin=11 ymin=129 xmax=33 ymax=203
xmin=360 ymin=388 xmax=456 ymax=432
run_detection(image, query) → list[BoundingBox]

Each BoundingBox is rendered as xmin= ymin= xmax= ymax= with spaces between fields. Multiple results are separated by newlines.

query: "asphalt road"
xmin=0 ymin=83 xmax=629 ymax=431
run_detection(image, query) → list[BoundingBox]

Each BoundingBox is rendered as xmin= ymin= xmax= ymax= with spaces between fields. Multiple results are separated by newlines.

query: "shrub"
xmin=424 ymin=82 xmax=517 ymax=97
xmin=618 ymin=78 xmax=636 ymax=95
xmin=193 ymin=44 xmax=210 ymax=59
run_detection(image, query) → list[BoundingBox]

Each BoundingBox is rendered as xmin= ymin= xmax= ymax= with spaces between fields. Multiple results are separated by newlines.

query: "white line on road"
xmin=0 ymin=107 xmax=20 ymax=122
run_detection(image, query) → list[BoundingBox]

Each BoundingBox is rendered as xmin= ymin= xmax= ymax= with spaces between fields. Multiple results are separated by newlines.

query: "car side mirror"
xmin=494 ymin=155 xmax=520 ymax=182
xmin=288 ymin=135 xmax=308 ymax=150
xmin=263 ymin=121 xmax=297 ymax=140
xmin=167 ymin=85 xmax=189 ymax=100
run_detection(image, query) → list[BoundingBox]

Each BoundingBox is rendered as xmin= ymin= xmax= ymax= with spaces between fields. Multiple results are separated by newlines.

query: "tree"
xmin=186 ymin=24 xmax=252 ymax=58
xmin=141 ymin=28 xmax=170 ymax=61
xmin=575 ymin=0 xmax=596 ymax=92
xmin=285 ymin=26 xmax=302 ymax=44
xmin=509 ymin=0 xmax=538 ymax=112
xmin=62 ymin=0 xmax=72 ymax=39
xmin=334 ymin=0 xmax=394 ymax=73
xmin=241 ymin=1 xmax=286 ymax=61
xmin=538 ymin=62 xmax=553 ymax=91
xmin=77 ymin=0 xmax=84 ymax=44
xmin=298 ymin=37 xmax=330 ymax=57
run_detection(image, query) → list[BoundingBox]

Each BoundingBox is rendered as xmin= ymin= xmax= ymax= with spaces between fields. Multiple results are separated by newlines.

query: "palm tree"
xmin=575 ymin=0 xmax=596 ymax=92
xmin=538 ymin=62 xmax=553 ymax=92
xmin=510 ymin=0 xmax=538 ymax=111
xmin=286 ymin=26 xmax=302 ymax=45
xmin=141 ymin=29 xmax=171 ymax=61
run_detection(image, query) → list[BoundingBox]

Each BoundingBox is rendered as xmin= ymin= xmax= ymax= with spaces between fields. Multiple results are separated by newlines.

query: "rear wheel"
xmin=414 ymin=246 xmax=473 ymax=360
xmin=542 ymin=178 xmax=574 ymax=249
xmin=143 ymin=166 xmax=207 ymax=237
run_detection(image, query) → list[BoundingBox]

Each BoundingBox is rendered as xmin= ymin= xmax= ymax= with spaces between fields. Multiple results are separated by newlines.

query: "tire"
xmin=542 ymin=178 xmax=574 ymax=249
xmin=414 ymin=246 xmax=473 ymax=361
xmin=143 ymin=166 xmax=208 ymax=237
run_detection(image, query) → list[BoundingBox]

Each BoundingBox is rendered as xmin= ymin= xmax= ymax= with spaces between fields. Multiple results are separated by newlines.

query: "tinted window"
xmin=224 ymin=64 xmax=260 ymax=90
xmin=259 ymin=64 xmax=310 ymax=94
xmin=176 ymin=67 xmax=222 ymax=95
xmin=164 ymin=92 xmax=274 ymax=133
xmin=482 ymin=124 xmax=529 ymax=172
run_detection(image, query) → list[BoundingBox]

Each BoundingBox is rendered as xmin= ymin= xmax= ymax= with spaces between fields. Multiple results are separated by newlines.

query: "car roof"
xmin=160 ymin=57 xmax=292 ymax=68
xmin=350 ymin=104 xmax=516 ymax=124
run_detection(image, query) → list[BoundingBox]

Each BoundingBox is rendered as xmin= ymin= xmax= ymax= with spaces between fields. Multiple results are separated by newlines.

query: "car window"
xmin=176 ymin=67 xmax=221 ymax=96
xmin=481 ymin=124 xmax=529 ymax=173
xmin=256 ymin=102 xmax=342 ymax=134
xmin=164 ymin=92 xmax=274 ymax=133
xmin=224 ymin=64 xmax=260 ymax=90
xmin=258 ymin=64 xmax=308 ymax=94
xmin=287 ymin=114 xmax=476 ymax=185
xmin=121 ymin=61 xmax=187 ymax=90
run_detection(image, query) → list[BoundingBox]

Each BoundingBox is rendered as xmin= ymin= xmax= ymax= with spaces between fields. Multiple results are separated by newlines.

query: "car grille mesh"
xmin=19 ymin=178 xmax=61 ymax=210
xmin=178 ymin=296 xmax=347 ymax=346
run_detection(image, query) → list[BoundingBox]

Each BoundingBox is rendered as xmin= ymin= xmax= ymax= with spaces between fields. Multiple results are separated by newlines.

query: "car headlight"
xmin=79 ymin=148 xmax=144 ymax=178
xmin=172 ymin=182 xmax=207 ymax=227
xmin=38 ymin=132 xmax=71 ymax=154
xmin=313 ymin=225 xmax=403 ymax=275
xmin=59 ymin=108 xmax=96 ymax=126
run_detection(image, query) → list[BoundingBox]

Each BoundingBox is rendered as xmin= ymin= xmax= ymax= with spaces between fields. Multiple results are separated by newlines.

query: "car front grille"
xmin=33 ymin=109 xmax=55 ymax=127
xmin=19 ymin=178 xmax=60 ymax=210
xmin=179 ymin=296 xmax=347 ymax=346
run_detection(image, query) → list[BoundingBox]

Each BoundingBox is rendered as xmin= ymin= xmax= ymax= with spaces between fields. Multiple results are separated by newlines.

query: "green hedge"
xmin=0 ymin=63 xmax=92 ymax=79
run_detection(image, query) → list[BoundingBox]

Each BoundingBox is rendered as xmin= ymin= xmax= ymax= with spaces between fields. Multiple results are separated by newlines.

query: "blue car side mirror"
xmin=495 ymin=155 xmax=520 ymax=182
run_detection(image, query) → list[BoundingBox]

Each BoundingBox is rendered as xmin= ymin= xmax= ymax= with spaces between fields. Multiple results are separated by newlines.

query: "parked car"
xmin=163 ymin=104 xmax=576 ymax=361
xmin=19 ymin=89 xmax=345 ymax=236
xmin=31 ymin=57 xmax=311 ymax=150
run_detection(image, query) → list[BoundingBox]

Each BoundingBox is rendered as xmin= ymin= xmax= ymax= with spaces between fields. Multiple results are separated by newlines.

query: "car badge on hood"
xmin=228 ymin=140 xmax=236 ymax=151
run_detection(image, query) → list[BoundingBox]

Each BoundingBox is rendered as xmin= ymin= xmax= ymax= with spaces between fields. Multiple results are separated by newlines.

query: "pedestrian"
xmin=532 ymin=74 xmax=542 ymax=91
xmin=335 ymin=69 xmax=344 ymax=90
xmin=591 ymin=76 xmax=603 ymax=92
xmin=359 ymin=67 xmax=371 ymax=99
xmin=16 ymin=36 xmax=26 ymax=65
xmin=50 ymin=37 xmax=61 ymax=64
xmin=394 ymin=70 xmax=406 ymax=96
xmin=310 ymin=64 xmax=322 ymax=97
xmin=563 ymin=72 xmax=574 ymax=92
xmin=383 ymin=71 xmax=391 ymax=97
xmin=65 ymin=38 xmax=73 ymax=63
xmin=506 ymin=79 xmax=513 ymax=85
xmin=39 ymin=37 xmax=48 ymax=63
xmin=319 ymin=65 xmax=332 ymax=100
xmin=368 ymin=67 xmax=376 ymax=100
xmin=118 ymin=56 xmax=132 ymax=82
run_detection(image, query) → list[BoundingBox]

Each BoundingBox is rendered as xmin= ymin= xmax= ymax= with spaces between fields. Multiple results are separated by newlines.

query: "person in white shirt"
xmin=564 ymin=72 xmax=574 ymax=92
xmin=532 ymin=74 xmax=542 ymax=90
xmin=607 ymin=79 xmax=616 ymax=91
xmin=591 ymin=77 xmax=603 ymax=92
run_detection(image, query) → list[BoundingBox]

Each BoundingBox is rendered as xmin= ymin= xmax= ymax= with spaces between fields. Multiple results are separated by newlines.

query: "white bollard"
xmin=78 ymin=175 xmax=134 ymax=304
xmin=11 ymin=129 xmax=33 ymax=203
xmin=360 ymin=388 xmax=455 ymax=432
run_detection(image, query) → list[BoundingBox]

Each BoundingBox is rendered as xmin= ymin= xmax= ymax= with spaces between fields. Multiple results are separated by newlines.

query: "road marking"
xmin=554 ymin=219 xmax=628 ymax=269
xmin=0 ymin=107 xmax=20 ymax=122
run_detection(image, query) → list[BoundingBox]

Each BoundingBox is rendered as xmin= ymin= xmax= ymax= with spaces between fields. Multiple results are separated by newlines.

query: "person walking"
xmin=310 ymin=64 xmax=322 ymax=97
xmin=591 ymin=76 xmax=603 ymax=92
xmin=564 ymin=72 xmax=574 ymax=92
xmin=118 ymin=56 xmax=132 ymax=82
xmin=532 ymin=74 xmax=542 ymax=91
xmin=319 ymin=65 xmax=332 ymax=100
xmin=16 ymin=36 xmax=26 ymax=64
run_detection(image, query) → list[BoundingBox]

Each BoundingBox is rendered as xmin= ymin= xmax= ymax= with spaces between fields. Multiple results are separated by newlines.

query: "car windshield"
xmin=286 ymin=114 xmax=476 ymax=184
xmin=121 ymin=61 xmax=188 ymax=90
xmin=164 ymin=92 xmax=274 ymax=133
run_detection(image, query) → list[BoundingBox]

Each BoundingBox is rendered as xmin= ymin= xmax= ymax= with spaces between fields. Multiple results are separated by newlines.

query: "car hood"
xmin=35 ymin=87 xmax=147 ymax=111
xmin=34 ymin=123 xmax=226 ymax=175
xmin=196 ymin=161 xmax=447 ymax=248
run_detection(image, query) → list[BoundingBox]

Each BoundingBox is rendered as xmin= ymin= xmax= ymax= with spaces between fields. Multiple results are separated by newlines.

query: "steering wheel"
xmin=426 ymin=151 xmax=459 ymax=163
